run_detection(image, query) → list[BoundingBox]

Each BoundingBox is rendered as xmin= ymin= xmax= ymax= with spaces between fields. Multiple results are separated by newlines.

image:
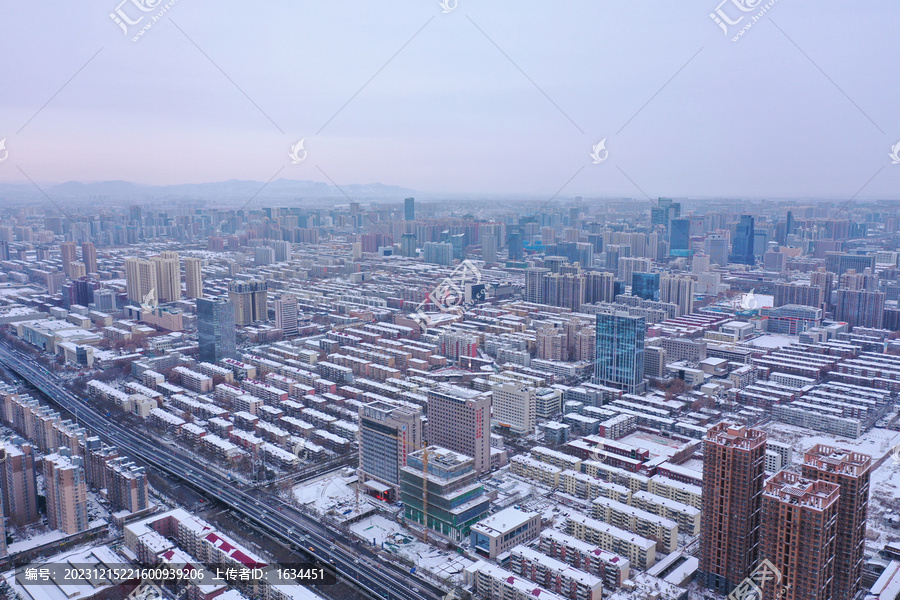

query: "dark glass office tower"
xmin=198 ymin=297 xmax=237 ymax=363
xmin=632 ymin=272 xmax=660 ymax=301
xmin=729 ymin=215 xmax=756 ymax=265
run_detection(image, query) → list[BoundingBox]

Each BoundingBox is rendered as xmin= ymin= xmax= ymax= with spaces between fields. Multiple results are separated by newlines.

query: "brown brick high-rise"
xmin=801 ymin=445 xmax=872 ymax=600
xmin=761 ymin=471 xmax=840 ymax=600
xmin=699 ymin=423 xmax=767 ymax=594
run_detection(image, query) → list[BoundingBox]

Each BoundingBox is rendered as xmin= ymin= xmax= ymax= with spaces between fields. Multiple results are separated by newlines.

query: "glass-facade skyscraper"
xmin=594 ymin=311 xmax=646 ymax=394
xmin=729 ymin=215 xmax=756 ymax=265
xmin=198 ymin=297 xmax=237 ymax=364
xmin=507 ymin=229 xmax=523 ymax=261
xmin=669 ymin=218 xmax=691 ymax=256
xmin=632 ymin=272 xmax=660 ymax=301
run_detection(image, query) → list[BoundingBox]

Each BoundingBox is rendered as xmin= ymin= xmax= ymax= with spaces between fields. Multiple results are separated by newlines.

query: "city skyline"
xmin=2 ymin=4 xmax=900 ymax=600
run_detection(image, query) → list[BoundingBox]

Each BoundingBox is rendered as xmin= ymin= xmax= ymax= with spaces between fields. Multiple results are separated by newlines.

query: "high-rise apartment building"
xmin=254 ymin=246 xmax=275 ymax=266
xmin=835 ymin=288 xmax=885 ymax=329
xmin=482 ymin=233 xmax=498 ymax=264
xmin=541 ymin=273 xmax=585 ymax=311
xmin=423 ymin=242 xmax=454 ymax=266
xmin=124 ymin=257 xmax=158 ymax=304
xmin=536 ymin=326 xmax=568 ymax=361
xmin=705 ymin=234 xmax=729 ymax=266
xmin=80 ymin=242 xmax=98 ymax=275
xmin=801 ymin=445 xmax=872 ymax=600
xmin=404 ymin=197 xmax=415 ymax=221
xmin=69 ymin=261 xmax=87 ymax=280
xmin=0 ymin=492 xmax=6 ymax=558
xmin=274 ymin=294 xmax=299 ymax=337
xmin=152 ymin=251 xmax=181 ymax=302
xmin=809 ymin=271 xmax=835 ymax=310
xmin=774 ymin=282 xmax=825 ymax=310
xmin=358 ymin=401 xmax=423 ymax=501
xmin=692 ymin=253 xmax=710 ymax=274
xmin=0 ymin=439 xmax=40 ymax=527
xmin=659 ymin=274 xmax=694 ymax=316
xmin=273 ymin=240 xmax=292 ymax=262
xmin=699 ymin=423 xmax=767 ymax=594
xmin=617 ymin=256 xmax=651 ymax=284
xmin=105 ymin=459 xmax=150 ymax=514
xmin=228 ymin=280 xmax=268 ymax=325
xmin=491 ymin=382 xmax=536 ymax=435
xmin=197 ymin=297 xmax=237 ymax=363
xmin=44 ymin=452 xmax=89 ymax=534
xmin=60 ymin=242 xmax=77 ymax=277
xmin=401 ymin=233 xmax=417 ymax=258
xmin=594 ymin=312 xmax=646 ymax=394
xmin=426 ymin=385 xmax=491 ymax=474
xmin=761 ymin=471 xmax=840 ymax=600
xmin=184 ymin=257 xmax=203 ymax=299
xmin=525 ymin=267 xmax=550 ymax=304
xmin=584 ymin=271 xmax=615 ymax=304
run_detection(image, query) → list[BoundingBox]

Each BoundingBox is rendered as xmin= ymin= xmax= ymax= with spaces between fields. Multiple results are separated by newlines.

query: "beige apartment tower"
xmin=0 ymin=440 xmax=40 ymax=527
xmin=43 ymin=452 xmax=89 ymax=534
xmin=125 ymin=257 xmax=158 ymax=304
xmin=184 ymin=257 xmax=203 ymax=299
xmin=152 ymin=251 xmax=181 ymax=302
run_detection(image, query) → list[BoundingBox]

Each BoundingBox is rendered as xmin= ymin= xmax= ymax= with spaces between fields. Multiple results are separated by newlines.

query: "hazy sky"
xmin=1 ymin=1 xmax=898 ymax=200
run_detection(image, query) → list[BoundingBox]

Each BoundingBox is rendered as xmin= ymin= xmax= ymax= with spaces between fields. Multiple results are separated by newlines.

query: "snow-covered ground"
xmin=292 ymin=473 xmax=368 ymax=515
xmin=747 ymin=334 xmax=798 ymax=349
xmin=349 ymin=515 xmax=474 ymax=585
xmin=620 ymin=431 xmax=688 ymax=460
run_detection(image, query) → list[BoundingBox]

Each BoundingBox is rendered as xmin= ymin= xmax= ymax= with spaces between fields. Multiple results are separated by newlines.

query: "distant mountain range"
xmin=0 ymin=179 xmax=417 ymax=203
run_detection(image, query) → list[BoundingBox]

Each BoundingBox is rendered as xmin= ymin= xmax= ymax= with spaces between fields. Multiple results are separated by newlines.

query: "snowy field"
xmin=292 ymin=473 xmax=369 ymax=516
xmin=620 ymin=431 xmax=689 ymax=460
xmin=747 ymin=334 xmax=798 ymax=349
xmin=350 ymin=515 xmax=475 ymax=584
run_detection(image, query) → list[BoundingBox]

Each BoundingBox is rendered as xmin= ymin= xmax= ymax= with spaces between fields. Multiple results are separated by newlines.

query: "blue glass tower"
xmin=594 ymin=312 xmax=646 ymax=394
xmin=632 ymin=272 xmax=660 ymax=301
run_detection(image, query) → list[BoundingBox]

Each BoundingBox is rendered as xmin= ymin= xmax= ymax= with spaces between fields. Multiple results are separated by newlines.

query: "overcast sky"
xmin=1 ymin=1 xmax=898 ymax=200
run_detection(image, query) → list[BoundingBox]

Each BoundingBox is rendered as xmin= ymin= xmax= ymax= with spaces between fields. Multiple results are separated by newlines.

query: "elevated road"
xmin=0 ymin=346 xmax=445 ymax=600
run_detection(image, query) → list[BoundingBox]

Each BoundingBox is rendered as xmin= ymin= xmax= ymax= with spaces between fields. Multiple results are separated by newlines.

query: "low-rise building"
xmin=470 ymin=507 xmax=542 ymax=560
